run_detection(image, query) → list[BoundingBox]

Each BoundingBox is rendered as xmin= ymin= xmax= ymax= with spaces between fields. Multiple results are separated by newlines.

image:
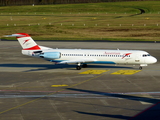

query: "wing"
xmin=57 ymin=58 xmax=97 ymax=64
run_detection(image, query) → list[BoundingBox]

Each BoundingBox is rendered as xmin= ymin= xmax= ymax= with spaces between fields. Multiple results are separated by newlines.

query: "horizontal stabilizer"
xmin=4 ymin=34 xmax=25 ymax=37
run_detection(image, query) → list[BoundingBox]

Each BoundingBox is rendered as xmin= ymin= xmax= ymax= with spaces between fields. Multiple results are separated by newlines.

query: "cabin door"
xmin=135 ymin=54 xmax=141 ymax=63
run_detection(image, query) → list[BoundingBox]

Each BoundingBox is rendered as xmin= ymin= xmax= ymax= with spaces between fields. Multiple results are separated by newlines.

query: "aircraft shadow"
xmin=74 ymin=110 xmax=131 ymax=119
xmin=67 ymin=88 xmax=160 ymax=119
xmin=67 ymin=88 xmax=160 ymax=104
xmin=0 ymin=63 xmax=133 ymax=72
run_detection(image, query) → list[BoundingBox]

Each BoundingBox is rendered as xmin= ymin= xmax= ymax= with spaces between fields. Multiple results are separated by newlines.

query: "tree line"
xmin=0 ymin=0 xmax=157 ymax=6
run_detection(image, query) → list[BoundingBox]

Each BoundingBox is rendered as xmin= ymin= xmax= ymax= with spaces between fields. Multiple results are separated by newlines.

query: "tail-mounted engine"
xmin=39 ymin=52 xmax=61 ymax=59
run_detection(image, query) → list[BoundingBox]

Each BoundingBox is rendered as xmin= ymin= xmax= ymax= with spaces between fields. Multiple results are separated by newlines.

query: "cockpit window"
xmin=142 ymin=54 xmax=151 ymax=57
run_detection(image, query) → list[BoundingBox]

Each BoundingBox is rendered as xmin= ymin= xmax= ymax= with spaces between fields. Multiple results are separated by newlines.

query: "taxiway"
xmin=0 ymin=41 xmax=160 ymax=120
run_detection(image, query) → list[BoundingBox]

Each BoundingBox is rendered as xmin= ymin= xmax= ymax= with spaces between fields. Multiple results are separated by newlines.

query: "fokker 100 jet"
xmin=5 ymin=33 xmax=157 ymax=70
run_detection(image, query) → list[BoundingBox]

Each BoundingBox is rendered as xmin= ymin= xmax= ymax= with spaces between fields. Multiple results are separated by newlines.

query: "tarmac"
xmin=0 ymin=41 xmax=160 ymax=120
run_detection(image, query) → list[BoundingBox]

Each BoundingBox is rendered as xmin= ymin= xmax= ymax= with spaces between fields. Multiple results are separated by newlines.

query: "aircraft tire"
xmin=139 ymin=66 xmax=142 ymax=70
xmin=82 ymin=64 xmax=87 ymax=68
xmin=76 ymin=66 xmax=81 ymax=70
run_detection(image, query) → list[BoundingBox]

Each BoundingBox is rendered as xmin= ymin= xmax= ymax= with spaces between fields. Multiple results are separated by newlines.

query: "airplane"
xmin=5 ymin=33 xmax=157 ymax=70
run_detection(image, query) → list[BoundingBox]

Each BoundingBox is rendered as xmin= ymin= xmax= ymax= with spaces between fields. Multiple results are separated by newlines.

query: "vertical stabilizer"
xmin=6 ymin=33 xmax=41 ymax=50
xmin=16 ymin=33 xmax=41 ymax=50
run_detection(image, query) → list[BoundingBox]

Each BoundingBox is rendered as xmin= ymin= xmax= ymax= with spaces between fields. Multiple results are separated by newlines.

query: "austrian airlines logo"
xmin=23 ymin=39 xmax=30 ymax=44
xmin=122 ymin=53 xmax=132 ymax=59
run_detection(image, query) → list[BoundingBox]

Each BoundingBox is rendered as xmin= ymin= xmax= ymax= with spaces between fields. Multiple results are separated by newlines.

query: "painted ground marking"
xmin=79 ymin=70 xmax=109 ymax=74
xmin=51 ymin=84 xmax=68 ymax=87
xmin=0 ymin=73 xmax=106 ymax=114
xmin=111 ymin=70 xmax=141 ymax=75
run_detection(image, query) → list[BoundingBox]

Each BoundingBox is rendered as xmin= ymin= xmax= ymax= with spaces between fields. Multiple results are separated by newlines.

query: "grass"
xmin=0 ymin=1 xmax=160 ymax=41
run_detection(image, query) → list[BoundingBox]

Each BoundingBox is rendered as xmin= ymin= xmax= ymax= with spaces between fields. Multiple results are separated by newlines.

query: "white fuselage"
xmin=22 ymin=48 xmax=157 ymax=65
xmin=6 ymin=33 xmax=157 ymax=70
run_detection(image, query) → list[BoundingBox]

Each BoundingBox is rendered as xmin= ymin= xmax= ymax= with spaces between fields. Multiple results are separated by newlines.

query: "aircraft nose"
xmin=152 ymin=57 xmax=157 ymax=63
xmin=145 ymin=57 xmax=157 ymax=64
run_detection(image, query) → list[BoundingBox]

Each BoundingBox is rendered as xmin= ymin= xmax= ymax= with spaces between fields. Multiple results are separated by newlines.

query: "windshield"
xmin=142 ymin=54 xmax=151 ymax=57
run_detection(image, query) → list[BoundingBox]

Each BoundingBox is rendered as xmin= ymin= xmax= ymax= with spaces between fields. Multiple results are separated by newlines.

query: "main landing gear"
xmin=82 ymin=64 xmax=88 ymax=68
xmin=76 ymin=66 xmax=81 ymax=70
xmin=139 ymin=66 xmax=142 ymax=70
xmin=76 ymin=63 xmax=81 ymax=70
xmin=76 ymin=63 xmax=88 ymax=70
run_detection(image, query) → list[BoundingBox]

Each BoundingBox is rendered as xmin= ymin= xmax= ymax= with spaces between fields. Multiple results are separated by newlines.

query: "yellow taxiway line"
xmin=0 ymin=72 xmax=106 ymax=114
xmin=51 ymin=84 xmax=68 ymax=87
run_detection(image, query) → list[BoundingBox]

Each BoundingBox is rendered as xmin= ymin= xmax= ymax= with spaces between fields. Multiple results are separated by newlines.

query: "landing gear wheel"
xmin=139 ymin=66 xmax=142 ymax=70
xmin=76 ymin=66 xmax=81 ymax=70
xmin=82 ymin=64 xmax=88 ymax=68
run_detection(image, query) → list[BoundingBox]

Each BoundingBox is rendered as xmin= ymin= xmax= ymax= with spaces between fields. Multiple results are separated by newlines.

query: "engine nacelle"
xmin=39 ymin=52 xmax=61 ymax=59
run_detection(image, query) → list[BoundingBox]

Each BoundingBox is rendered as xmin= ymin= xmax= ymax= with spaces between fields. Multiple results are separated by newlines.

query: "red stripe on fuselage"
xmin=23 ymin=45 xmax=41 ymax=50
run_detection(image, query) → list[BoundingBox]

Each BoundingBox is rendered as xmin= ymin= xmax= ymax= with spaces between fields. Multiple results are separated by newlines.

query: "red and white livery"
xmin=5 ymin=33 xmax=157 ymax=70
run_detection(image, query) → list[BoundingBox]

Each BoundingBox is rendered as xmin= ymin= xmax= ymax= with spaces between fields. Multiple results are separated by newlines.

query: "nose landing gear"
xmin=139 ymin=64 xmax=147 ymax=70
